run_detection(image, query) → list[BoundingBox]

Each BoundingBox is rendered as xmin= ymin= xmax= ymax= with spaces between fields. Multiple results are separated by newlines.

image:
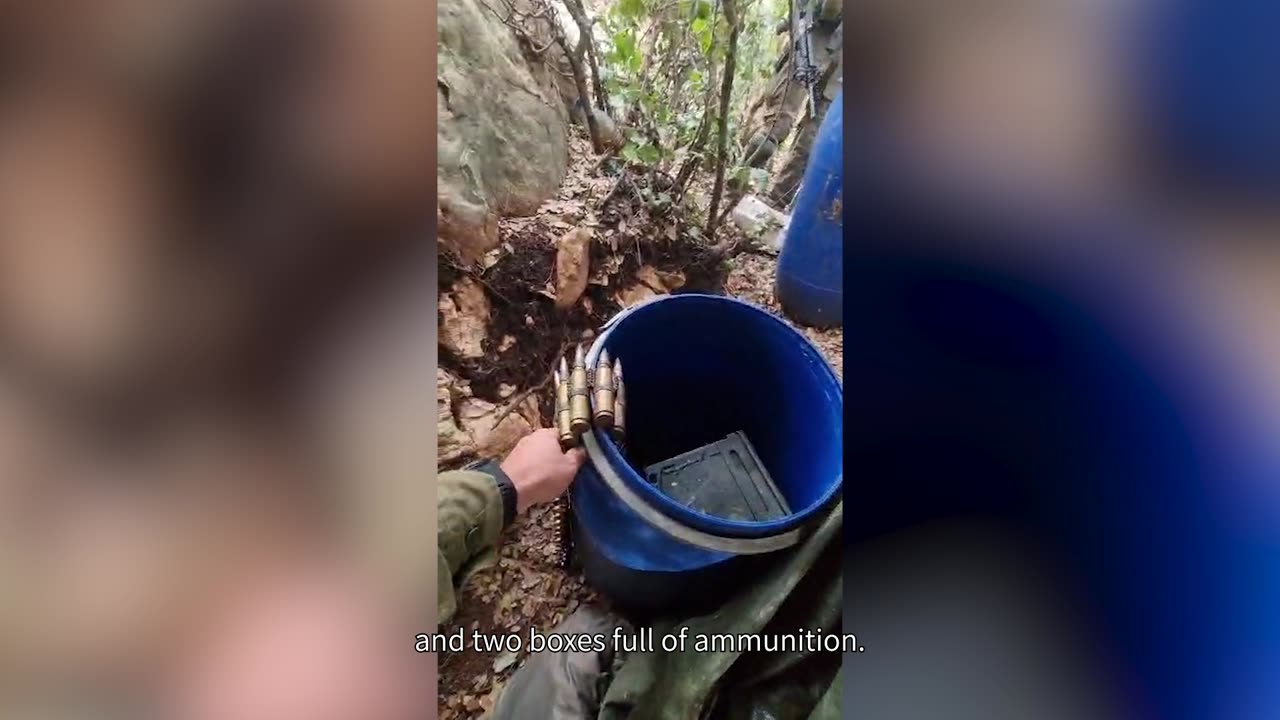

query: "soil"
xmin=440 ymin=145 xmax=730 ymax=432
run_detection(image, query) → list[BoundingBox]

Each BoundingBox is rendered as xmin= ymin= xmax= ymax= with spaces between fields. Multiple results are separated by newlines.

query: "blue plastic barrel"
xmin=1138 ymin=0 xmax=1280 ymax=193
xmin=776 ymin=90 xmax=844 ymax=328
xmin=846 ymin=167 xmax=1280 ymax=718
xmin=571 ymin=294 xmax=843 ymax=614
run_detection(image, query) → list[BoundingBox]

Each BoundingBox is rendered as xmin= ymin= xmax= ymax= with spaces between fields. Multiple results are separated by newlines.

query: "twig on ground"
xmin=440 ymin=247 xmax=518 ymax=306
xmin=728 ymin=241 xmax=778 ymax=259
xmin=597 ymin=173 xmax=627 ymax=209
xmin=474 ymin=272 xmax=517 ymax=306
xmin=620 ymin=172 xmax=642 ymax=202
xmin=489 ymin=339 xmax=572 ymax=429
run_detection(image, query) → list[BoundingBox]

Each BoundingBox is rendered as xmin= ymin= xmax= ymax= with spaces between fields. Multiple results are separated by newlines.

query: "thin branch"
xmin=597 ymin=172 xmax=627 ymax=209
xmin=478 ymin=0 xmax=557 ymax=56
xmin=491 ymin=366 xmax=555 ymax=429
xmin=561 ymin=36 xmax=604 ymax=152
xmin=706 ymin=0 xmax=741 ymax=231
xmin=490 ymin=339 xmax=571 ymax=429
xmin=563 ymin=0 xmax=609 ymax=110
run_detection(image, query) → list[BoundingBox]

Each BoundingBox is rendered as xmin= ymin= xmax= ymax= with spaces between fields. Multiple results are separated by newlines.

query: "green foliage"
xmin=691 ymin=18 xmax=713 ymax=52
xmin=728 ymin=166 xmax=771 ymax=194
xmin=608 ymin=28 xmax=641 ymax=73
xmin=593 ymin=0 xmax=789 ymax=182
xmin=621 ymin=141 xmax=661 ymax=165
xmin=617 ymin=0 xmax=646 ymax=20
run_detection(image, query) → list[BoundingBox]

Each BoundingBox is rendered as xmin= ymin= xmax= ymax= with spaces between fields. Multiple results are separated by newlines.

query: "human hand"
xmin=500 ymin=428 xmax=585 ymax=513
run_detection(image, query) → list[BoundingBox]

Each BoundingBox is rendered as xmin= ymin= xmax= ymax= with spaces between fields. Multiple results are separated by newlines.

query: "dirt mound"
xmin=439 ymin=166 xmax=729 ymax=467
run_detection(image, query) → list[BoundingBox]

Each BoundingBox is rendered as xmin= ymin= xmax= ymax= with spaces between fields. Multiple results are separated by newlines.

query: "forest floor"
xmin=437 ymin=132 xmax=842 ymax=719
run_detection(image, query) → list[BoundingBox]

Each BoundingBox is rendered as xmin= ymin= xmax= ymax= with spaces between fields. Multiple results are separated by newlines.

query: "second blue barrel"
xmin=776 ymin=89 xmax=844 ymax=328
xmin=570 ymin=294 xmax=843 ymax=615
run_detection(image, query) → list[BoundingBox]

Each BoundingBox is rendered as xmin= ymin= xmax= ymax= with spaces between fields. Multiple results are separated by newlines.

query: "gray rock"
xmin=590 ymin=108 xmax=623 ymax=150
xmin=438 ymin=0 xmax=569 ymax=262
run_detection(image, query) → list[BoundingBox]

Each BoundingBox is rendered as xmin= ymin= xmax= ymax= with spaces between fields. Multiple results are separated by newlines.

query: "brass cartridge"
xmin=592 ymin=348 xmax=615 ymax=428
xmin=569 ymin=344 xmax=592 ymax=436
xmin=610 ymin=358 xmax=626 ymax=445
xmin=555 ymin=359 xmax=575 ymax=449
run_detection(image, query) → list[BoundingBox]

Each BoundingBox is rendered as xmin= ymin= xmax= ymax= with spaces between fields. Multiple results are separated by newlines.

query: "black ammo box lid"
xmin=643 ymin=431 xmax=792 ymax=522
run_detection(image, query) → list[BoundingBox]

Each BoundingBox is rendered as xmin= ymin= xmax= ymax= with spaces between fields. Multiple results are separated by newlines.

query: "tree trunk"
xmin=560 ymin=38 xmax=603 ymax=153
xmin=705 ymin=0 xmax=739 ymax=231
xmin=563 ymin=0 xmax=609 ymax=110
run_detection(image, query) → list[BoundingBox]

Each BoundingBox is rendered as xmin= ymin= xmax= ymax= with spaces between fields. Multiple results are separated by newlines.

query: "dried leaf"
xmin=614 ymin=283 xmax=658 ymax=308
xmin=656 ymin=269 xmax=686 ymax=290
xmin=482 ymin=681 xmax=505 ymax=712
xmin=635 ymin=265 xmax=683 ymax=293
xmin=493 ymin=650 xmax=520 ymax=673
xmin=554 ymin=227 xmax=593 ymax=309
xmin=480 ymin=247 xmax=505 ymax=270
xmin=439 ymin=278 xmax=490 ymax=358
xmin=588 ymin=252 xmax=623 ymax=286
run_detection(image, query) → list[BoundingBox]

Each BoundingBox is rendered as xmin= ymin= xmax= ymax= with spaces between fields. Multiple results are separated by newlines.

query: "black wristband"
xmin=468 ymin=459 xmax=518 ymax=528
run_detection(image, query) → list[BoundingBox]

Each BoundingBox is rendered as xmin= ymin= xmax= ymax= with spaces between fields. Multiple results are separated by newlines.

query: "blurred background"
xmin=5 ymin=0 xmax=1280 ymax=715
xmin=843 ymin=0 xmax=1280 ymax=718
xmin=0 ymin=0 xmax=434 ymax=717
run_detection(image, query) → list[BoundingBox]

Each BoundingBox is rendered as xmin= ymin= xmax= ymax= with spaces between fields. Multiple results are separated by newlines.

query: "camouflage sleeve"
xmin=437 ymin=469 xmax=508 ymax=625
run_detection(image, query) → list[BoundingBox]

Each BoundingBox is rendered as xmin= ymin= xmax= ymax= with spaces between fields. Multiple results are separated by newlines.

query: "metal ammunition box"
xmin=643 ymin=431 xmax=791 ymax=523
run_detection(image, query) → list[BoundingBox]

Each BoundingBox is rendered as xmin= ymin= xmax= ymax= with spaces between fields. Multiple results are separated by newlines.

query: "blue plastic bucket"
xmin=777 ymin=90 xmax=844 ymax=328
xmin=571 ymin=294 xmax=843 ymax=613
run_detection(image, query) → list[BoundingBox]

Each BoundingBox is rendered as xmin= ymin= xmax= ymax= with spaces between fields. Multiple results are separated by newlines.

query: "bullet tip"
xmin=574 ymin=344 xmax=586 ymax=365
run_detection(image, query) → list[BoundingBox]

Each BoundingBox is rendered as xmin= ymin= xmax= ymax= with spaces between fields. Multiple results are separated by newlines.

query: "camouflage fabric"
xmin=741 ymin=0 xmax=843 ymax=153
xmin=767 ymin=21 xmax=843 ymax=208
xmin=490 ymin=606 xmax=630 ymax=720
xmin=437 ymin=469 xmax=508 ymax=626
xmin=597 ymin=502 xmax=843 ymax=720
